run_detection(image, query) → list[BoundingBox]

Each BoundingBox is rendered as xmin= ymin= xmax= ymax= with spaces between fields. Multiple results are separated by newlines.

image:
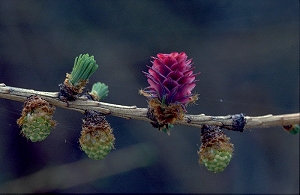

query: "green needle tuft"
xmin=58 ymin=53 xmax=99 ymax=101
xmin=89 ymin=82 xmax=109 ymax=101
xmin=70 ymin=54 xmax=98 ymax=85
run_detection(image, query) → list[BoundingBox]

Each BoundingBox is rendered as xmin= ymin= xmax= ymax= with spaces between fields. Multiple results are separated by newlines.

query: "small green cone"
xmin=200 ymin=145 xmax=233 ymax=173
xmin=21 ymin=112 xmax=55 ymax=142
xmin=17 ymin=95 xmax=56 ymax=142
xmin=80 ymin=129 xmax=115 ymax=160
xmin=198 ymin=125 xmax=234 ymax=173
xmin=79 ymin=110 xmax=115 ymax=160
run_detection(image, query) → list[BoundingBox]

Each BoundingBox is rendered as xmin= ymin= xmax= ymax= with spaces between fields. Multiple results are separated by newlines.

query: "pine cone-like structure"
xmin=17 ymin=95 xmax=56 ymax=142
xmin=198 ymin=125 xmax=234 ymax=173
xmin=141 ymin=52 xmax=199 ymax=131
xmin=142 ymin=52 xmax=199 ymax=106
xmin=79 ymin=110 xmax=115 ymax=160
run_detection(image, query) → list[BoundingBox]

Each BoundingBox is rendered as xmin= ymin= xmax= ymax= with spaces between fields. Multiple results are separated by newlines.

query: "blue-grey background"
xmin=0 ymin=0 xmax=299 ymax=193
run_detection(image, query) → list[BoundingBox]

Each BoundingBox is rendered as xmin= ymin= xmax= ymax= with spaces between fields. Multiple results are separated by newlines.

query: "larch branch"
xmin=0 ymin=83 xmax=299 ymax=130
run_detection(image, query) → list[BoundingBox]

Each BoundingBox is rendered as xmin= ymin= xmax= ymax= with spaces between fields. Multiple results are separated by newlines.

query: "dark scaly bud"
xmin=17 ymin=95 xmax=56 ymax=142
xmin=79 ymin=110 xmax=115 ymax=160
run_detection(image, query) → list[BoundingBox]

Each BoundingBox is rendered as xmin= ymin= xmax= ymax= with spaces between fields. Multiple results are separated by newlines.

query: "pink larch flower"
xmin=142 ymin=52 xmax=199 ymax=108
xmin=141 ymin=52 xmax=199 ymax=133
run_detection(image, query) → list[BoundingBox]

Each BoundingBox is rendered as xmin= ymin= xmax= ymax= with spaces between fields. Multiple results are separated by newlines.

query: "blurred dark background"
xmin=0 ymin=0 xmax=299 ymax=193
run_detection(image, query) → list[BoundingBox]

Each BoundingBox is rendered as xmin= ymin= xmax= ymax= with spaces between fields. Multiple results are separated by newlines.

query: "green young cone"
xmin=198 ymin=125 xmax=234 ymax=173
xmin=21 ymin=111 xmax=55 ymax=142
xmin=79 ymin=110 xmax=115 ymax=160
xmin=80 ymin=129 xmax=115 ymax=160
xmin=200 ymin=145 xmax=233 ymax=173
xmin=17 ymin=95 xmax=56 ymax=142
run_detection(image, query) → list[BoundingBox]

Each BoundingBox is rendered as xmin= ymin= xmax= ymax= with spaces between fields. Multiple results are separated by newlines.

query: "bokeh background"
xmin=0 ymin=0 xmax=299 ymax=194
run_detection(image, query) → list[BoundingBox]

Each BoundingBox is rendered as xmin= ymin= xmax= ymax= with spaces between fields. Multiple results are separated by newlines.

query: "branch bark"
xmin=0 ymin=83 xmax=299 ymax=130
